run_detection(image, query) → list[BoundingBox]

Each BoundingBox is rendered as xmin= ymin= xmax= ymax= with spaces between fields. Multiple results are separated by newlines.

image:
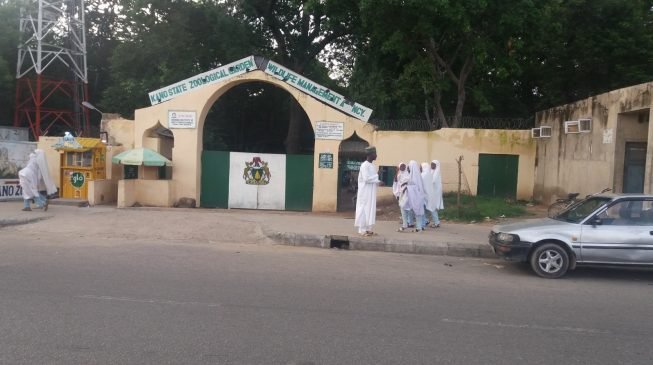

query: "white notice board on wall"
xmin=168 ymin=111 xmax=197 ymax=129
xmin=315 ymin=121 xmax=344 ymax=140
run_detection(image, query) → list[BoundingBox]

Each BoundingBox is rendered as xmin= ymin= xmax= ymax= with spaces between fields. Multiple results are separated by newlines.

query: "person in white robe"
xmin=18 ymin=153 xmax=44 ymax=211
xmin=355 ymin=146 xmax=382 ymax=236
xmin=401 ymin=160 xmax=426 ymax=232
xmin=393 ymin=162 xmax=413 ymax=231
xmin=427 ymin=160 xmax=444 ymax=227
xmin=18 ymin=150 xmax=56 ymax=212
xmin=420 ymin=162 xmax=435 ymax=228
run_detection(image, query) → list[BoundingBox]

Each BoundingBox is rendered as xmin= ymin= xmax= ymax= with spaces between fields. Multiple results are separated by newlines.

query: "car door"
xmin=580 ymin=198 xmax=653 ymax=264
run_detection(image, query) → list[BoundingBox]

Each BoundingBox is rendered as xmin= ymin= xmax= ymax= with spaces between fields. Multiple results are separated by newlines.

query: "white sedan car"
xmin=489 ymin=194 xmax=653 ymax=278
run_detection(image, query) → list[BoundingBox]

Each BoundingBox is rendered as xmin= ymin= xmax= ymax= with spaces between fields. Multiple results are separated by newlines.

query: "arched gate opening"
xmin=200 ymin=81 xmax=315 ymax=210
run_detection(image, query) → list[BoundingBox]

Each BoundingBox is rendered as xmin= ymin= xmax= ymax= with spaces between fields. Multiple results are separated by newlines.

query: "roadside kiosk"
xmin=53 ymin=134 xmax=106 ymax=199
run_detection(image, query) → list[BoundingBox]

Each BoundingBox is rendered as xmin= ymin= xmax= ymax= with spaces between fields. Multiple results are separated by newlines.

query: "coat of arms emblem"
xmin=243 ymin=157 xmax=271 ymax=185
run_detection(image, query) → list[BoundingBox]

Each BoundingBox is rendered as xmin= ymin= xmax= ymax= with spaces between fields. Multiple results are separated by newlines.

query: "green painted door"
xmin=285 ymin=154 xmax=313 ymax=211
xmin=477 ymin=154 xmax=519 ymax=199
xmin=201 ymin=150 xmax=230 ymax=208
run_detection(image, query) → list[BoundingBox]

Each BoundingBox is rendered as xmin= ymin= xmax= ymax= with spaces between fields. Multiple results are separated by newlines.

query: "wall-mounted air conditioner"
xmin=540 ymin=126 xmax=552 ymax=137
xmin=531 ymin=126 xmax=552 ymax=138
xmin=565 ymin=119 xmax=592 ymax=134
xmin=578 ymin=118 xmax=592 ymax=132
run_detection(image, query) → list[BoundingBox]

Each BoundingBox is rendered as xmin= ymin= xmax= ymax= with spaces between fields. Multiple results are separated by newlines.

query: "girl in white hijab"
xmin=421 ymin=162 xmax=435 ymax=228
xmin=426 ymin=160 xmax=444 ymax=227
xmin=401 ymin=160 xmax=426 ymax=232
xmin=394 ymin=162 xmax=413 ymax=231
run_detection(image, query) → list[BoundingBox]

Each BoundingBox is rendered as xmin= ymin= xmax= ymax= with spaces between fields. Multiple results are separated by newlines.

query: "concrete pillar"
xmin=645 ymin=108 xmax=653 ymax=194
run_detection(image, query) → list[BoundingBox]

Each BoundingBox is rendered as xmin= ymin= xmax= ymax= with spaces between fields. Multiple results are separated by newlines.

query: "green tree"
xmin=101 ymin=0 xmax=264 ymax=117
xmin=233 ymin=0 xmax=361 ymax=153
xmin=0 ymin=0 xmax=20 ymax=125
xmin=355 ymin=0 xmax=539 ymax=127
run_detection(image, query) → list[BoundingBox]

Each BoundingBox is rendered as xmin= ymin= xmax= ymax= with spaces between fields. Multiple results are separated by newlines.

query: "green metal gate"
xmin=285 ymin=154 xmax=313 ymax=211
xmin=477 ymin=154 xmax=519 ymax=199
xmin=200 ymin=150 xmax=230 ymax=208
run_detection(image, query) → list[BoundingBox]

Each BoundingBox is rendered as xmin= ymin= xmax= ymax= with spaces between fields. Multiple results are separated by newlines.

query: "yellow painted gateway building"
xmin=39 ymin=56 xmax=537 ymax=211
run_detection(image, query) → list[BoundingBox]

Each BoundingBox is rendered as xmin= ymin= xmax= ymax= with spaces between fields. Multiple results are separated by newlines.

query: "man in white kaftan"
xmin=355 ymin=146 xmax=382 ymax=236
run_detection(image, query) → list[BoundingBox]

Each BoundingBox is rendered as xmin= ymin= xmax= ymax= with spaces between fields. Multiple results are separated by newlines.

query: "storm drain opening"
xmin=329 ymin=235 xmax=350 ymax=250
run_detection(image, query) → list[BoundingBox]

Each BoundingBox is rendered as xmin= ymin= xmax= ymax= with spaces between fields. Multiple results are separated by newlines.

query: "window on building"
xmin=378 ymin=166 xmax=397 ymax=187
xmin=124 ymin=165 xmax=138 ymax=180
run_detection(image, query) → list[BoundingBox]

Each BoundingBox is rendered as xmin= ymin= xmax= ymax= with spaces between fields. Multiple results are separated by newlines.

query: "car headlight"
xmin=496 ymin=233 xmax=518 ymax=243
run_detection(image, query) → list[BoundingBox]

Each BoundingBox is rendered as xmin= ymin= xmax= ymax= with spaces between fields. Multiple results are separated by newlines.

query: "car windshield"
xmin=553 ymin=197 xmax=611 ymax=223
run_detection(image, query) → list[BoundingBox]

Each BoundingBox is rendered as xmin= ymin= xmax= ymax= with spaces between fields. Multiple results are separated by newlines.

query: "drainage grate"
xmin=329 ymin=235 xmax=350 ymax=250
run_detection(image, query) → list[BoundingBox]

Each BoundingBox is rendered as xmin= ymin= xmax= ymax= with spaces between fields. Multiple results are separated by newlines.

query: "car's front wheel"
xmin=530 ymin=243 xmax=570 ymax=279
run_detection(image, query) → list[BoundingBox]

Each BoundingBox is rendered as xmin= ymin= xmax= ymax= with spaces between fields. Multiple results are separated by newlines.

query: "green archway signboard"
xmin=71 ymin=172 xmax=85 ymax=189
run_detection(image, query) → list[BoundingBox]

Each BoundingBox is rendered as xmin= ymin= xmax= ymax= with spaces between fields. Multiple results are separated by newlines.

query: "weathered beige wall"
xmin=88 ymin=179 xmax=118 ymax=205
xmin=120 ymin=70 xmax=535 ymax=210
xmin=534 ymin=82 xmax=653 ymax=203
xmin=117 ymin=179 xmax=135 ymax=207
xmin=135 ymin=180 xmax=174 ymax=206
xmin=37 ymin=137 xmax=62 ymax=189
xmin=101 ymin=115 xmax=134 ymax=148
xmin=372 ymin=129 xmax=535 ymax=200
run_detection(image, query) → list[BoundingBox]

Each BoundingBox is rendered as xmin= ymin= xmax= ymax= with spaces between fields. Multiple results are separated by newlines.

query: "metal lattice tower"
xmin=14 ymin=0 xmax=89 ymax=139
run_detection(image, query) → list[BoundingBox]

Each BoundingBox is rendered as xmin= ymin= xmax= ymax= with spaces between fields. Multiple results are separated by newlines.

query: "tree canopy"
xmin=0 ymin=0 xmax=652 ymax=136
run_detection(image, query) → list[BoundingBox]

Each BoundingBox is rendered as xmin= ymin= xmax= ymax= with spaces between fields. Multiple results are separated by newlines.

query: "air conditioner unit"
xmin=540 ymin=126 xmax=552 ymax=137
xmin=531 ymin=127 xmax=541 ymax=138
xmin=578 ymin=118 xmax=592 ymax=132
xmin=564 ymin=120 xmax=580 ymax=134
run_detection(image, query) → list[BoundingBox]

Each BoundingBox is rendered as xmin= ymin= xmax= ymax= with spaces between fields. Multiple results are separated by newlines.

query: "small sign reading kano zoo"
xmin=243 ymin=157 xmax=271 ymax=185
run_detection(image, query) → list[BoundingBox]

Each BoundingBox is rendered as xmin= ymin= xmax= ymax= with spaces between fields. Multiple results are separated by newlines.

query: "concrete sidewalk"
xmin=0 ymin=201 xmax=494 ymax=258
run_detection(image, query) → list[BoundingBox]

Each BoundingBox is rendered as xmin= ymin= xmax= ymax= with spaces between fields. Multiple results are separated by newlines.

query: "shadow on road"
xmin=499 ymin=261 xmax=653 ymax=283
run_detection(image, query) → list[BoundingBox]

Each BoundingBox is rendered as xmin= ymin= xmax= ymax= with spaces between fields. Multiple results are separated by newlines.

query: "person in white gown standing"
xmin=426 ymin=160 xmax=444 ymax=227
xmin=355 ymin=146 xmax=383 ymax=236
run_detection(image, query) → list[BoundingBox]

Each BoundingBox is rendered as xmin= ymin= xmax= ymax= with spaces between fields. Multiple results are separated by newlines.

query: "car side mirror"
xmin=591 ymin=217 xmax=603 ymax=227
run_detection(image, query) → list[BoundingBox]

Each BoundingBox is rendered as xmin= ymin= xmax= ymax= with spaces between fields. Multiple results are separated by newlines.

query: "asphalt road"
xmin=1 ymin=233 xmax=652 ymax=364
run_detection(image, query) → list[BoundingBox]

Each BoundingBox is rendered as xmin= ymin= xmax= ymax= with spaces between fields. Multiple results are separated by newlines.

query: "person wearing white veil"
xmin=427 ymin=160 xmax=444 ymax=227
xmin=18 ymin=153 xmax=44 ymax=211
xmin=421 ymin=162 xmax=435 ymax=228
xmin=393 ymin=162 xmax=413 ymax=231
xmin=401 ymin=160 xmax=426 ymax=232
xmin=18 ymin=149 xmax=56 ymax=212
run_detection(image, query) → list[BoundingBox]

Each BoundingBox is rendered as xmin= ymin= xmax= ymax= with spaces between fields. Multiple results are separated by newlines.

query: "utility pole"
xmin=14 ymin=0 xmax=90 ymax=140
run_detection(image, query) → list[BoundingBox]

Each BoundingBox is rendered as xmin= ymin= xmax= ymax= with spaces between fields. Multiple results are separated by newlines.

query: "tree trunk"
xmin=452 ymin=85 xmax=465 ymax=128
xmin=434 ymin=89 xmax=448 ymax=128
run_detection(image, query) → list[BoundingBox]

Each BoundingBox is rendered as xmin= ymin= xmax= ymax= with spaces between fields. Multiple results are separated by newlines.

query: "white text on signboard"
xmin=264 ymin=61 xmax=372 ymax=122
xmin=315 ymin=121 xmax=345 ymax=140
xmin=168 ymin=111 xmax=197 ymax=129
xmin=148 ymin=56 xmax=257 ymax=105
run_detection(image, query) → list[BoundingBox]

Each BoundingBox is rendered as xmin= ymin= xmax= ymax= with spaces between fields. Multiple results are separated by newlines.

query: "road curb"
xmin=0 ymin=215 xmax=52 ymax=228
xmin=261 ymin=226 xmax=495 ymax=258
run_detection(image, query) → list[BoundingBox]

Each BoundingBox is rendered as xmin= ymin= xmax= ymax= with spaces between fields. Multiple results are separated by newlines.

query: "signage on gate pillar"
xmin=315 ymin=121 xmax=344 ymax=140
xmin=319 ymin=153 xmax=333 ymax=169
xmin=168 ymin=111 xmax=197 ymax=129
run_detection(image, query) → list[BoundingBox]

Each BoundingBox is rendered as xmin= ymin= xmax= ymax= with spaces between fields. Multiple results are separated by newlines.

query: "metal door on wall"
xmin=477 ymin=154 xmax=519 ymax=199
xmin=623 ymin=142 xmax=647 ymax=193
xmin=200 ymin=151 xmax=313 ymax=211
